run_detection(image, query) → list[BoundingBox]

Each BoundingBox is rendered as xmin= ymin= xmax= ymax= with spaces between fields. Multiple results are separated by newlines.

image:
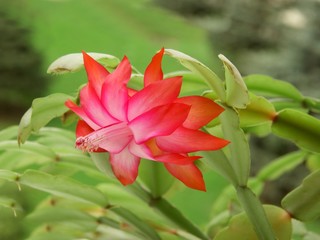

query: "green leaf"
xmin=165 ymin=71 xmax=208 ymax=96
xmin=303 ymin=97 xmax=320 ymax=113
xmin=236 ymin=187 xmax=276 ymax=239
xmin=218 ymin=54 xmax=249 ymax=109
xmin=127 ymin=73 xmax=144 ymax=90
xmin=26 ymin=232 xmax=75 ymax=240
xmin=18 ymin=94 xmax=74 ymax=144
xmin=31 ymin=93 xmax=74 ymax=132
xmin=0 ymin=197 xmax=23 ymax=215
xmin=47 ymin=52 xmax=120 ymax=74
xmin=214 ymin=205 xmax=292 ymax=240
xmin=271 ymin=100 xmax=306 ymax=113
xmin=282 ymin=169 xmax=320 ymax=221
xmin=90 ymin=152 xmax=115 ymax=178
xmin=242 ymin=122 xmax=272 ymax=137
xmin=37 ymin=127 xmax=75 ymax=142
xmin=164 ymin=49 xmax=226 ymax=101
xmin=272 ymin=109 xmax=320 ymax=153
xmin=19 ymin=170 xmax=109 ymax=207
xmin=0 ymin=169 xmax=20 ymax=182
xmin=98 ymin=183 xmax=159 ymax=221
xmin=138 ymin=160 xmax=174 ymax=198
xmin=306 ymin=154 xmax=320 ymax=171
xmin=244 ymin=74 xmax=303 ymax=101
xmin=0 ymin=126 xmax=18 ymax=141
xmin=110 ymin=206 xmax=161 ymax=240
xmin=220 ymin=106 xmax=250 ymax=186
xmin=200 ymin=150 xmax=238 ymax=186
xmin=0 ymin=140 xmax=57 ymax=161
xmin=24 ymin=207 xmax=97 ymax=231
xmin=257 ymin=151 xmax=307 ymax=181
xmin=18 ymin=108 xmax=33 ymax=144
xmin=149 ymin=197 xmax=209 ymax=240
xmin=291 ymin=219 xmax=320 ymax=240
xmin=239 ymin=93 xmax=276 ymax=128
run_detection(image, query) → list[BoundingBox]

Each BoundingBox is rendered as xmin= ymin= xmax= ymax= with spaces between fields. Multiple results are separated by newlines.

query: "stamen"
xmin=76 ymin=135 xmax=100 ymax=151
xmin=75 ymin=122 xmax=132 ymax=152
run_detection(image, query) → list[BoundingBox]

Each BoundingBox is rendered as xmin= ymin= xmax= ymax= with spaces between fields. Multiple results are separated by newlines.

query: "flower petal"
xmin=105 ymin=56 xmax=131 ymax=85
xmin=83 ymin=51 xmax=109 ymax=97
xmin=156 ymin=127 xmax=229 ymax=153
xmin=128 ymin=103 xmax=190 ymax=143
xmin=75 ymin=122 xmax=132 ymax=153
xmin=80 ymin=84 xmax=118 ymax=127
xmin=76 ymin=120 xmax=106 ymax=152
xmin=75 ymin=120 xmax=93 ymax=138
xmin=154 ymin=153 xmax=200 ymax=165
xmin=110 ymin=145 xmax=141 ymax=185
xmin=144 ymin=48 xmax=164 ymax=86
xmin=101 ymin=56 xmax=131 ymax=121
xmin=175 ymin=96 xmax=224 ymax=129
xmin=128 ymin=77 xmax=182 ymax=121
xmin=65 ymin=99 xmax=100 ymax=130
xmin=128 ymin=141 xmax=153 ymax=159
xmin=144 ymin=139 xmax=201 ymax=165
xmin=164 ymin=162 xmax=206 ymax=191
xmin=129 ymin=139 xmax=199 ymax=164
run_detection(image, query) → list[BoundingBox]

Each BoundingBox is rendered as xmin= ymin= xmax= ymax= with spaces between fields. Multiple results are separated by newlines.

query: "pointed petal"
xmin=110 ymin=146 xmax=141 ymax=185
xmin=83 ymin=51 xmax=109 ymax=97
xmin=128 ymin=77 xmax=182 ymax=121
xmin=80 ymin=84 xmax=118 ymax=127
xmin=144 ymin=139 xmax=201 ymax=164
xmin=75 ymin=120 xmax=93 ymax=138
xmin=65 ymin=99 xmax=100 ymax=129
xmin=164 ymin=162 xmax=206 ymax=191
xmin=129 ymin=139 xmax=199 ymax=164
xmin=75 ymin=122 xmax=132 ymax=153
xmin=128 ymin=141 xmax=153 ymax=159
xmin=156 ymin=127 xmax=229 ymax=153
xmin=105 ymin=56 xmax=131 ymax=85
xmin=101 ymin=56 xmax=131 ymax=121
xmin=128 ymin=103 xmax=190 ymax=143
xmin=144 ymin=48 xmax=164 ymax=86
xmin=175 ymin=96 xmax=224 ymax=129
xmin=155 ymin=154 xmax=200 ymax=165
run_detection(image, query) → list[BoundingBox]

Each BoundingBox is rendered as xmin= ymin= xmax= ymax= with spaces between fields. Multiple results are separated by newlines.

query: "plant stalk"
xmin=127 ymin=183 xmax=209 ymax=240
xmin=236 ymin=186 xmax=276 ymax=240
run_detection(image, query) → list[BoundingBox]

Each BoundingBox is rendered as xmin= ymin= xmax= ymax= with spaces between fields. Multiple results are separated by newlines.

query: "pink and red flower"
xmin=66 ymin=48 xmax=229 ymax=191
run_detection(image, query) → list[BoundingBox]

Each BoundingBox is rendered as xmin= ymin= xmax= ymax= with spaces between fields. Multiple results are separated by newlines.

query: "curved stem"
xmin=236 ymin=186 xmax=276 ymax=240
xmin=219 ymin=105 xmax=277 ymax=239
xmin=127 ymin=183 xmax=209 ymax=240
xmin=150 ymin=197 xmax=209 ymax=240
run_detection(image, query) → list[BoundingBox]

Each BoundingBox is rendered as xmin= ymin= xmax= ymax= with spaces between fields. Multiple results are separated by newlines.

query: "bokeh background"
xmin=0 ymin=0 xmax=319 ymax=239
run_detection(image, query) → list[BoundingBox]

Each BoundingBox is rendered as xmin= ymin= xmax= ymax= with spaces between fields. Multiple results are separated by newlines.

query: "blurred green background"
xmin=1 ymin=0 xmax=319 ymax=239
xmin=0 ymin=1 xmax=226 ymax=239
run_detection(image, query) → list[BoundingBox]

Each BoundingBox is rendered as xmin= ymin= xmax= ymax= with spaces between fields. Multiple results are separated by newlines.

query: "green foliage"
xmin=18 ymin=93 xmax=74 ymax=144
xmin=239 ymin=93 xmax=276 ymax=129
xmin=139 ymin=160 xmax=175 ymax=198
xmin=282 ymin=170 xmax=320 ymax=221
xmin=219 ymin=54 xmax=249 ymax=109
xmin=165 ymin=48 xmax=226 ymax=101
xmin=214 ymin=205 xmax=292 ymax=240
xmin=2 ymin=46 xmax=320 ymax=239
xmin=272 ymin=109 xmax=320 ymax=153
xmin=47 ymin=52 xmax=120 ymax=74
xmin=219 ymin=106 xmax=251 ymax=186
